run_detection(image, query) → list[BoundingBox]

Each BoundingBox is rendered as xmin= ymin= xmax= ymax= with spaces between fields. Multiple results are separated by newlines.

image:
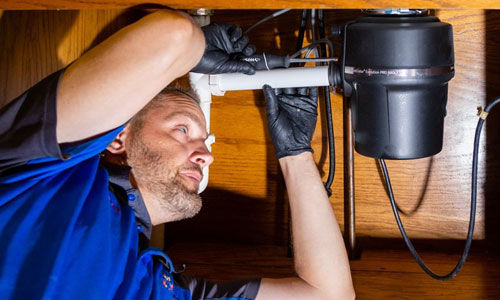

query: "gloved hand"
xmin=263 ymin=85 xmax=318 ymax=159
xmin=191 ymin=23 xmax=256 ymax=75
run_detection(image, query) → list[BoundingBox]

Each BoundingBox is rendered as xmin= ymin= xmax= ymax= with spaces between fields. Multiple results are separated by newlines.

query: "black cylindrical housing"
xmin=343 ymin=16 xmax=454 ymax=159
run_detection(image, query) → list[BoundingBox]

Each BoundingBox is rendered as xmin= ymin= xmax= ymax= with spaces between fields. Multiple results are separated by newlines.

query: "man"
xmin=0 ymin=9 xmax=354 ymax=300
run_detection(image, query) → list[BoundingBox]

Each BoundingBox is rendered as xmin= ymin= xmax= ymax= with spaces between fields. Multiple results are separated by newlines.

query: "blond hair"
xmin=129 ymin=76 xmax=200 ymax=131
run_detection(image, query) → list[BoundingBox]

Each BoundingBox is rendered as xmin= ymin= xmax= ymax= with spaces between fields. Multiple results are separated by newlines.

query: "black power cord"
xmin=296 ymin=10 xmax=308 ymax=53
xmin=292 ymin=10 xmax=337 ymax=195
xmin=318 ymin=9 xmax=335 ymax=196
xmin=244 ymin=9 xmax=291 ymax=35
xmin=379 ymin=97 xmax=500 ymax=280
xmin=244 ymin=10 xmax=336 ymax=196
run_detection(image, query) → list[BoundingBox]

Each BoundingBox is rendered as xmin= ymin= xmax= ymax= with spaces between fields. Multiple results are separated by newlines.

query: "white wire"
xmin=289 ymin=58 xmax=337 ymax=63
xmin=262 ymin=53 xmax=270 ymax=70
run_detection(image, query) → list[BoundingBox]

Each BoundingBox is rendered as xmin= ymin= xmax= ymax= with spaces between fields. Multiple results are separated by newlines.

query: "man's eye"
xmin=177 ymin=126 xmax=188 ymax=134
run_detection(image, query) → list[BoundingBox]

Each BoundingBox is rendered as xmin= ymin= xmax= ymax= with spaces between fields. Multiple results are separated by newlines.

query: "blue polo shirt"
xmin=0 ymin=70 xmax=260 ymax=299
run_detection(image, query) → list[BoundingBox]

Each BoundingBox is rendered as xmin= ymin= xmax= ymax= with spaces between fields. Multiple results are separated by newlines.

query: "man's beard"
xmin=126 ymin=132 xmax=202 ymax=222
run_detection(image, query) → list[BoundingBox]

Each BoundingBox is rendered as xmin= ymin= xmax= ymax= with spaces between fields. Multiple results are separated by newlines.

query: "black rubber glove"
xmin=263 ymin=85 xmax=319 ymax=159
xmin=191 ymin=23 xmax=256 ymax=75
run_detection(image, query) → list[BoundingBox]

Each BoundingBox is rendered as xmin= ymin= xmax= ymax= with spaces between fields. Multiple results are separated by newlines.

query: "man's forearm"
xmin=279 ymin=152 xmax=354 ymax=299
xmin=56 ymin=9 xmax=204 ymax=143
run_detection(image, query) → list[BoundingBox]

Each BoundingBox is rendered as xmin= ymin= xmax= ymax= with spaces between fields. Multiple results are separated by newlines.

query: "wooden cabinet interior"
xmin=1 ymin=8 xmax=500 ymax=250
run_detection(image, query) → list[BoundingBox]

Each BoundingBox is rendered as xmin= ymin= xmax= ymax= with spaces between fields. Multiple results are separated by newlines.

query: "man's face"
xmin=124 ymin=94 xmax=214 ymax=223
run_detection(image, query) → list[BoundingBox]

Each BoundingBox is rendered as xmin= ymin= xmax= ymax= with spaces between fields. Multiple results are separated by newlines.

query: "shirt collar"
xmin=104 ymin=161 xmax=152 ymax=240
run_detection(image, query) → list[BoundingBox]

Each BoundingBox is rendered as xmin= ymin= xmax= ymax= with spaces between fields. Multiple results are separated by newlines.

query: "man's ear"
xmin=106 ymin=126 xmax=130 ymax=155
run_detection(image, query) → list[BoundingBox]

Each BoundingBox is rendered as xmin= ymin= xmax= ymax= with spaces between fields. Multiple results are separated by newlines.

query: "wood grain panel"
xmin=1 ymin=0 xmax=500 ymax=10
xmin=166 ymin=242 xmax=500 ymax=299
xmin=0 ymin=9 xmax=147 ymax=105
xmin=179 ymin=9 xmax=493 ymax=244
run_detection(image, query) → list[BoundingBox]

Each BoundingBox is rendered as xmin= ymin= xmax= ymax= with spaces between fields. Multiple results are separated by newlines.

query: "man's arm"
xmin=257 ymin=153 xmax=355 ymax=300
xmin=256 ymin=86 xmax=355 ymax=300
xmin=57 ymin=10 xmax=204 ymax=143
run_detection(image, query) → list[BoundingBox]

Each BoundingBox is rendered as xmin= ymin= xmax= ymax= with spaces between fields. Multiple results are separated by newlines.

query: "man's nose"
xmin=189 ymin=140 xmax=214 ymax=168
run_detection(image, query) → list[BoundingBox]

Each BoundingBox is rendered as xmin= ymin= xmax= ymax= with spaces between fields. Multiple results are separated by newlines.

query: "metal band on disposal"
xmin=344 ymin=65 xmax=454 ymax=78
xmin=363 ymin=9 xmax=429 ymax=16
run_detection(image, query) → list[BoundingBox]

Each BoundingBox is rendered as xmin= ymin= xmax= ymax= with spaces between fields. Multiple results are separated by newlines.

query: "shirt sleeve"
xmin=0 ymin=69 xmax=65 ymax=172
xmin=0 ymin=69 xmax=124 ymax=182
xmin=173 ymin=273 xmax=261 ymax=300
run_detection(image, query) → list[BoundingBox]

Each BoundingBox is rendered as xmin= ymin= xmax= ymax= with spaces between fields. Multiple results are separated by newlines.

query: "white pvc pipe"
xmin=190 ymin=66 xmax=329 ymax=193
xmin=209 ymin=66 xmax=330 ymax=95
xmin=189 ymin=72 xmax=214 ymax=194
xmin=189 ymin=14 xmax=213 ymax=194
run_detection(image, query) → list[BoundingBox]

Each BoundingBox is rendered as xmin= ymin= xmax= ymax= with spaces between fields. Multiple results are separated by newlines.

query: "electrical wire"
xmin=318 ymin=9 xmax=336 ymax=196
xmin=296 ymin=10 xmax=308 ymax=53
xmin=245 ymin=8 xmax=336 ymax=196
xmin=290 ymin=39 xmax=334 ymax=59
xmin=379 ymin=97 xmax=500 ymax=280
xmin=244 ymin=9 xmax=292 ymax=35
xmin=310 ymin=9 xmax=319 ymax=60
xmin=288 ymin=10 xmax=336 ymax=195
